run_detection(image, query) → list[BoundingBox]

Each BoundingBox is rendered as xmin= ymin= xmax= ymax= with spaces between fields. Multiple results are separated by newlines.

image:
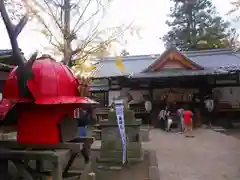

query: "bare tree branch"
xmin=73 ymin=26 xmax=128 ymax=61
xmin=28 ymin=51 xmax=38 ymax=61
xmin=24 ymin=0 xmax=64 ymax=33
xmin=43 ymin=0 xmax=64 ymax=33
xmin=72 ymin=21 xmax=102 ymax=55
xmin=23 ymin=0 xmax=137 ymax=69
xmin=0 ymin=0 xmax=25 ymax=67
xmin=72 ymin=18 xmax=131 ymax=56
xmin=60 ymin=0 xmax=64 ymax=27
xmin=24 ymin=2 xmax=63 ymax=46
xmin=14 ymin=14 xmax=29 ymax=37
xmin=72 ymin=0 xmax=92 ymax=33
xmin=73 ymin=8 xmax=100 ymax=34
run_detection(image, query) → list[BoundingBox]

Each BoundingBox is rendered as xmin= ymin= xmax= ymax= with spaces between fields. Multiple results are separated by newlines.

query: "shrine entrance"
xmin=126 ymin=48 xmax=211 ymax=127
xmin=151 ymin=84 xmax=203 ymax=128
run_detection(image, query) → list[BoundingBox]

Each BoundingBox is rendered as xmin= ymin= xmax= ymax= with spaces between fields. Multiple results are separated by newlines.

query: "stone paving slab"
xmin=143 ymin=128 xmax=240 ymax=180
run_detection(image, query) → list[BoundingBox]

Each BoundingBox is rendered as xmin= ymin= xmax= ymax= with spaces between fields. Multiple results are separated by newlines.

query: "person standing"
xmin=75 ymin=108 xmax=90 ymax=163
xmin=204 ymin=96 xmax=214 ymax=126
xmin=183 ymin=109 xmax=194 ymax=137
xmin=166 ymin=112 xmax=172 ymax=132
xmin=177 ymin=107 xmax=185 ymax=133
xmin=74 ymin=108 xmax=88 ymax=136
xmin=145 ymin=100 xmax=152 ymax=126
xmin=158 ymin=106 xmax=169 ymax=130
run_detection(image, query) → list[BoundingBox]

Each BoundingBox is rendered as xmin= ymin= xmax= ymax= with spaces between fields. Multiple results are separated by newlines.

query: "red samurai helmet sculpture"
xmin=3 ymin=56 xmax=92 ymax=104
xmin=3 ymin=56 xmax=97 ymax=144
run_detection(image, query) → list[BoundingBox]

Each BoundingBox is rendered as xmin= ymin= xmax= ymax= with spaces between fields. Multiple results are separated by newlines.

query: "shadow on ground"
xmin=222 ymin=129 xmax=240 ymax=140
xmin=71 ymin=150 xmax=150 ymax=180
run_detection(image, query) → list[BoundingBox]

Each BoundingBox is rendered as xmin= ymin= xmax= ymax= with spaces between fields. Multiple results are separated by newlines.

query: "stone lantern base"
xmin=97 ymin=109 xmax=143 ymax=163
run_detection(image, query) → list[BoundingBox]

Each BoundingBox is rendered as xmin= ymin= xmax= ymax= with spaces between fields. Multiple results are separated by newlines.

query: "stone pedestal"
xmin=98 ymin=109 xmax=143 ymax=163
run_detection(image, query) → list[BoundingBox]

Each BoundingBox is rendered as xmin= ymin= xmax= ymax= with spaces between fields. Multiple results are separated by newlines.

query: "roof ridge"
xmin=230 ymin=53 xmax=240 ymax=60
xmin=100 ymin=54 xmax=160 ymax=61
xmin=183 ymin=48 xmax=232 ymax=53
xmin=183 ymin=48 xmax=233 ymax=57
xmin=0 ymin=49 xmax=23 ymax=56
xmin=0 ymin=49 xmax=12 ymax=55
xmin=94 ymin=48 xmax=233 ymax=61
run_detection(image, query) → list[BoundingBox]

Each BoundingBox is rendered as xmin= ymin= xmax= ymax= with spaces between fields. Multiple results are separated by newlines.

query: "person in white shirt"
xmin=158 ymin=106 xmax=171 ymax=131
xmin=158 ymin=107 xmax=167 ymax=130
xmin=205 ymin=99 xmax=214 ymax=112
xmin=177 ymin=108 xmax=185 ymax=133
xmin=204 ymin=97 xmax=214 ymax=126
xmin=158 ymin=108 xmax=166 ymax=120
xmin=166 ymin=113 xmax=173 ymax=132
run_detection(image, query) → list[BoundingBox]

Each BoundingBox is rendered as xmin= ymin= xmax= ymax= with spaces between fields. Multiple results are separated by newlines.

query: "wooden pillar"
xmin=237 ymin=71 xmax=239 ymax=85
xmin=149 ymin=81 xmax=153 ymax=100
xmin=149 ymin=81 xmax=156 ymax=127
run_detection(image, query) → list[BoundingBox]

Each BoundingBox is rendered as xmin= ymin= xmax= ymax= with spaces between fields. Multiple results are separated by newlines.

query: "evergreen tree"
xmin=162 ymin=0 xmax=238 ymax=50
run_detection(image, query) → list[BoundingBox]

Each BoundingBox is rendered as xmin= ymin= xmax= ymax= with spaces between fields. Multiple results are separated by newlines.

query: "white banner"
xmin=115 ymin=100 xmax=127 ymax=164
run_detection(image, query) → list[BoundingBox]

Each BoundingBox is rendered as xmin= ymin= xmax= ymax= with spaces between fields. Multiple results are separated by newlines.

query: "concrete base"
xmin=0 ymin=132 xmax=17 ymax=140
xmin=148 ymin=150 xmax=160 ymax=180
xmin=97 ymin=150 xmax=144 ymax=164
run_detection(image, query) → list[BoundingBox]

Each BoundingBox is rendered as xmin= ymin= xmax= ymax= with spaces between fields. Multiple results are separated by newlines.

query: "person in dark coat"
xmin=75 ymin=108 xmax=89 ymax=136
xmin=79 ymin=109 xmax=89 ymax=136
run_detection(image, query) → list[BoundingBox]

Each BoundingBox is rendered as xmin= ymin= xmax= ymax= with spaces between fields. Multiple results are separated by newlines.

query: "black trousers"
xmin=205 ymin=111 xmax=214 ymax=125
xmin=160 ymin=119 xmax=165 ymax=130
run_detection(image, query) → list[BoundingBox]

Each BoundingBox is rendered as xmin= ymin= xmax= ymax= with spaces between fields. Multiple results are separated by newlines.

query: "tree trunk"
xmin=63 ymin=0 xmax=72 ymax=66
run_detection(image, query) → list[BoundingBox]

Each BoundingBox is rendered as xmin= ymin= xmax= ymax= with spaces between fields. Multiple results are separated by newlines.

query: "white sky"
xmin=0 ymin=0 xmax=237 ymax=57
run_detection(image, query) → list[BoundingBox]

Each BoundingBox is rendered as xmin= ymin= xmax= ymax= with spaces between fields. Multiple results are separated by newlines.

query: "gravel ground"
xmin=143 ymin=128 xmax=240 ymax=180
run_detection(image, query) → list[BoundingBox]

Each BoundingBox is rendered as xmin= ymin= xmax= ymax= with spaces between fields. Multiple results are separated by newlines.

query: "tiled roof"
xmin=0 ymin=49 xmax=25 ymax=67
xmin=92 ymin=48 xmax=240 ymax=78
xmin=93 ymin=54 xmax=158 ymax=78
xmin=89 ymin=79 xmax=109 ymax=91
xmin=0 ymin=49 xmax=14 ymax=71
xmin=0 ymin=49 xmax=12 ymax=55
xmin=131 ymin=69 xmax=228 ymax=79
xmin=183 ymin=49 xmax=240 ymax=71
xmin=0 ymin=50 xmax=12 ymax=59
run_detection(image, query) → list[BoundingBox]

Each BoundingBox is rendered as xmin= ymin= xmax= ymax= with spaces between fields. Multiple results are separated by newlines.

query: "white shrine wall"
xmin=108 ymin=89 xmax=149 ymax=105
xmin=214 ymin=87 xmax=240 ymax=106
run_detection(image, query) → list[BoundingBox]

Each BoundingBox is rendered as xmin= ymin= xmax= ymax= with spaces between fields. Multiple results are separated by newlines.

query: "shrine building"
xmin=90 ymin=48 xmax=240 ymax=126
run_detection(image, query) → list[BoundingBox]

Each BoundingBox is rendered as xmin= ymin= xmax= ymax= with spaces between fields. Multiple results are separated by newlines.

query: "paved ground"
xmin=143 ymin=128 xmax=240 ymax=180
xmin=223 ymin=129 xmax=240 ymax=140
